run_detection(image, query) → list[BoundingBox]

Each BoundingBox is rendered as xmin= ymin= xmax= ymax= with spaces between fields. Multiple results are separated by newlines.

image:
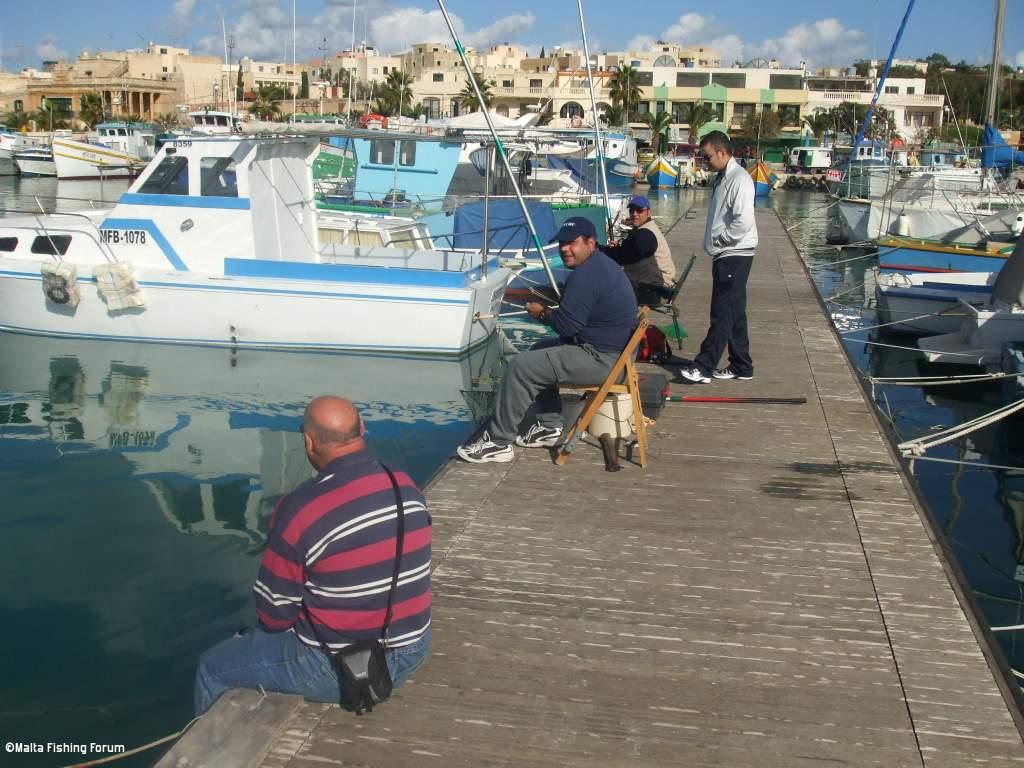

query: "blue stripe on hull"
xmin=878 ymin=247 xmax=1008 ymax=273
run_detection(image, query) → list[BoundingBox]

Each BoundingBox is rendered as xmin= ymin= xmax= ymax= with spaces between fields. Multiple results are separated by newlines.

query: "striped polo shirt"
xmin=254 ymin=450 xmax=431 ymax=650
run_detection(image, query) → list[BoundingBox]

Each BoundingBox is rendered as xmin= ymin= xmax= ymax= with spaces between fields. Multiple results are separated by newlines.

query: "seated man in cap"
xmin=604 ymin=195 xmax=676 ymax=306
xmin=456 ymin=217 xmax=638 ymax=463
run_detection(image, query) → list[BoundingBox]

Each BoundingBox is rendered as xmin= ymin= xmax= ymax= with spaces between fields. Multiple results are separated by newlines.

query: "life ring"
xmin=46 ymin=283 xmax=70 ymax=304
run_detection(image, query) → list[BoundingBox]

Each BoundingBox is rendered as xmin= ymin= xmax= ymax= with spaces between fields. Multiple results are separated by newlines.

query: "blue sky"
xmin=3 ymin=0 xmax=1022 ymax=72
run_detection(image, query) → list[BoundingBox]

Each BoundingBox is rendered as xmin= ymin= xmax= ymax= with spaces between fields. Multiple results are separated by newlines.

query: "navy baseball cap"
xmin=550 ymin=216 xmax=598 ymax=243
xmin=628 ymin=195 xmax=651 ymax=209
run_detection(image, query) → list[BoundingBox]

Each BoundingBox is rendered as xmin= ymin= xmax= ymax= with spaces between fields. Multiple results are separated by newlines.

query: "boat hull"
xmin=52 ymin=138 xmax=141 ymax=179
xmin=14 ymin=154 xmax=56 ymax=177
xmin=0 ymin=258 xmax=511 ymax=356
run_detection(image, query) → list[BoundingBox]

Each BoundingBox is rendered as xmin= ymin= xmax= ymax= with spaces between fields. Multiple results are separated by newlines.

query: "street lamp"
xmin=213 ymin=82 xmax=221 ymax=110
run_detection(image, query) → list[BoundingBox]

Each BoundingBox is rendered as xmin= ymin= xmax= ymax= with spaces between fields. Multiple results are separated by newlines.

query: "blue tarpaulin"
xmin=451 ymin=200 xmax=558 ymax=250
xmin=981 ymin=124 xmax=1024 ymax=170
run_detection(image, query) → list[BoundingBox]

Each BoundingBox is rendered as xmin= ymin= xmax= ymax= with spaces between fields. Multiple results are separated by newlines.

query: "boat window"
xmin=216 ymin=116 xmax=228 ymax=127
xmin=30 ymin=235 xmax=72 ymax=255
xmin=138 ymin=155 xmax=189 ymax=195
xmin=399 ymin=140 xmax=416 ymax=167
xmin=200 ymin=156 xmax=239 ymax=197
xmin=349 ymin=229 xmax=384 ymax=247
xmin=369 ymin=140 xmax=395 ymax=165
xmin=0 ymin=237 xmax=17 ymax=252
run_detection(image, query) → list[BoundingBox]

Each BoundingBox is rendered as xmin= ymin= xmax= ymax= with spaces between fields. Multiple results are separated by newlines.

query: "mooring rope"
xmin=61 ymin=717 xmax=201 ymax=767
xmin=898 ymin=398 xmax=1024 ymax=457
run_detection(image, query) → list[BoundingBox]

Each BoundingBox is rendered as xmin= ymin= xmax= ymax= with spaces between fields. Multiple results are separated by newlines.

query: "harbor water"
xmin=0 ymin=177 xmax=1021 ymax=764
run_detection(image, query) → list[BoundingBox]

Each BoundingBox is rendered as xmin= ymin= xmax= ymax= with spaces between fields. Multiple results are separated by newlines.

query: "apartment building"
xmin=804 ymin=72 xmax=943 ymax=142
xmin=234 ymin=56 xmax=304 ymax=97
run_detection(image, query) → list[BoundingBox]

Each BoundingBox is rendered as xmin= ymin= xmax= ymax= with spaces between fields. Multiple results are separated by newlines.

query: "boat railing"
xmin=7 ymin=202 xmax=120 ymax=265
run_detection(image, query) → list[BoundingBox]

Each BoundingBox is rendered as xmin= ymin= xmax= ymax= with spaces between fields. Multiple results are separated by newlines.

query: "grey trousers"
xmin=489 ymin=337 xmax=620 ymax=443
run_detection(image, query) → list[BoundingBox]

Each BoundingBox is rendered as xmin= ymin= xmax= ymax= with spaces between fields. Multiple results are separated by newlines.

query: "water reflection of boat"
xmin=0 ymin=329 xmax=505 ymax=534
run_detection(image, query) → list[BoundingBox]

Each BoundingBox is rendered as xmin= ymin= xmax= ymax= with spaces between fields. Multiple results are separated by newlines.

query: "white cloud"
xmin=662 ymin=13 xmax=710 ymax=44
xmin=751 ymin=19 xmax=866 ymax=69
xmin=464 ymin=13 xmax=535 ymax=49
xmin=626 ymin=35 xmax=654 ymax=52
xmin=172 ymin=0 xmax=197 ymax=16
xmin=36 ymin=34 xmax=68 ymax=62
xmin=707 ymin=34 xmax=746 ymax=67
xmin=1013 ymin=50 xmax=1024 ymax=68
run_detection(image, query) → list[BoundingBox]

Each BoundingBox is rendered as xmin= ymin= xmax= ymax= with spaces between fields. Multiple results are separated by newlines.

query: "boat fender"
xmin=892 ymin=213 xmax=911 ymax=237
xmin=40 ymin=262 xmax=81 ymax=308
xmin=46 ymin=282 xmax=70 ymax=304
xmin=1013 ymin=214 xmax=1024 ymax=239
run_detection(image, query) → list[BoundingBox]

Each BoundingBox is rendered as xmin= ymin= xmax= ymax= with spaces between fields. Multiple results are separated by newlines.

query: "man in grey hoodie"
xmin=679 ymin=130 xmax=758 ymax=384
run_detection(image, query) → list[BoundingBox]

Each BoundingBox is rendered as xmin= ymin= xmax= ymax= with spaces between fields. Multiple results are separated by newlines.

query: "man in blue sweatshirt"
xmin=457 ymin=217 xmax=638 ymax=463
xmin=679 ymin=130 xmax=758 ymax=384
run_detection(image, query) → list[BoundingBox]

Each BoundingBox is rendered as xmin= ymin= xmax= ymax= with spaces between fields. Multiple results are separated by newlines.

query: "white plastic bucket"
xmin=589 ymin=393 xmax=634 ymax=439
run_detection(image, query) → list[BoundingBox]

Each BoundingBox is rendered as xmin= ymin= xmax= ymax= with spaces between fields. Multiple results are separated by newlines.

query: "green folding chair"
xmin=637 ymin=253 xmax=697 ymax=350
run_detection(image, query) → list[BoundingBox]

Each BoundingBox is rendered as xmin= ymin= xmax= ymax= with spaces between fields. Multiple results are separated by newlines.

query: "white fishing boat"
xmin=0 ymin=127 xmax=42 ymax=161
xmin=188 ymin=109 xmax=242 ymax=135
xmin=875 ymin=271 xmax=996 ymax=335
xmin=917 ymin=238 xmax=1024 ymax=366
xmin=0 ymin=135 xmax=512 ymax=355
xmin=13 ymin=146 xmax=56 ymax=177
xmin=52 ymin=122 xmax=158 ymax=180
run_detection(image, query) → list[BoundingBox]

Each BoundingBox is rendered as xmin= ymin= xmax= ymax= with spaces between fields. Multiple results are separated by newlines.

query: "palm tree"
xmin=805 ymin=108 xmax=832 ymax=139
xmin=458 ymin=71 xmax=495 ymax=113
xmin=681 ymin=101 xmax=716 ymax=144
xmin=153 ymin=112 xmax=182 ymax=131
xmin=78 ymin=92 xmax=105 ymax=128
xmin=601 ymin=103 xmax=623 ymax=127
xmin=2 ymin=110 xmax=31 ymax=131
xmin=608 ymin=64 xmax=642 ymax=122
xmin=376 ymin=70 xmax=414 ymax=116
xmin=644 ymin=111 xmax=673 ymax=155
xmin=248 ymin=87 xmax=282 ymax=120
xmin=33 ymin=102 xmax=70 ymax=131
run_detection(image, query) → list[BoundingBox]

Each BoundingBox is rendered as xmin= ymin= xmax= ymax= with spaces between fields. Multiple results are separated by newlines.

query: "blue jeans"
xmin=194 ymin=627 xmax=431 ymax=715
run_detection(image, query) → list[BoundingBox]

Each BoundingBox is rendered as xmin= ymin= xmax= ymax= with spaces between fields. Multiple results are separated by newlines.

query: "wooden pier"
xmin=160 ymin=208 xmax=1024 ymax=767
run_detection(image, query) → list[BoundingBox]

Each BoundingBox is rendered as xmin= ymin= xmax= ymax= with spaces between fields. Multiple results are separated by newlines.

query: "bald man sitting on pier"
xmin=194 ymin=396 xmax=432 ymax=715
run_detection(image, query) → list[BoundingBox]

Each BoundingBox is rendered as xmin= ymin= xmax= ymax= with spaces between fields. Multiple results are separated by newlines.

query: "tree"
xmin=78 ymin=92 xmax=105 ymax=128
xmin=644 ymin=111 xmax=673 ymax=155
xmin=458 ymin=71 xmax=495 ymax=112
xmin=925 ymin=52 xmax=951 ymax=71
xmin=600 ymin=103 xmax=623 ymax=127
xmin=737 ymin=109 xmax=780 ymax=142
xmin=539 ymin=46 xmax=545 ymax=59
xmin=376 ymin=70 xmax=414 ymax=116
xmin=680 ymin=101 xmax=716 ymax=143
xmin=608 ymin=64 xmax=642 ymax=122
xmin=805 ymin=108 xmax=832 ymax=139
xmin=236 ymin=63 xmax=244 ymax=102
xmin=248 ymin=86 xmax=282 ymax=120
xmin=300 ymin=71 xmax=309 ymax=99
xmin=153 ymin=112 xmax=181 ymax=131
xmin=1 ymin=110 xmax=30 ymax=131
xmin=34 ymin=101 xmax=70 ymax=131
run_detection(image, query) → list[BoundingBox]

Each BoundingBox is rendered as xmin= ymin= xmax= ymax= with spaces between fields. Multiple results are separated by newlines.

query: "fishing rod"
xmin=436 ymin=0 xmax=562 ymax=299
xmin=666 ymin=396 xmax=808 ymax=405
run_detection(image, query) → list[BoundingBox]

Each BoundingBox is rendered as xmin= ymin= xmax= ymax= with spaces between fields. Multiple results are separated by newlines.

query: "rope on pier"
xmin=840 ymin=309 xmax=974 ymax=335
xmin=905 ymin=455 xmax=1024 ymax=472
xmin=858 ymin=338 xmax=988 ymax=359
xmin=898 ymin=398 xmax=1024 ymax=457
xmin=807 ymin=250 xmax=881 ymax=269
xmin=61 ymin=717 xmax=201 ymax=767
xmin=783 ymin=197 xmax=839 ymax=230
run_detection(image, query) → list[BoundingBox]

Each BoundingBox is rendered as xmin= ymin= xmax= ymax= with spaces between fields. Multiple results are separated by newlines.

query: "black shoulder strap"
xmin=380 ymin=464 xmax=406 ymax=643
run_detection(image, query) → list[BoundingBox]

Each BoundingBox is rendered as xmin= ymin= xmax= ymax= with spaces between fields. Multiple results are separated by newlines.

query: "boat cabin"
xmin=188 ymin=110 xmax=242 ymax=135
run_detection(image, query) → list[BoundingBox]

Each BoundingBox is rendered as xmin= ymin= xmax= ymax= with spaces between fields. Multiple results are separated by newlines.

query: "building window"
xmin=160 ymin=47 xmax=167 ymax=54
xmin=653 ymin=54 xmax=675 ymax=68
xmin=502 ymin=79 xmax=513 ymax=87
xmin=769 ymin=74 xmax=802 ymax=90
xmin=676 ymin=72 xmax=709 ymax=87
xmin=885 ymin=85 xmax=898 ymax=94
xmin=712 ymin=72 xmax=746 ymax=89
xmin=433 ymin=72 xmax=444 ymax=82
xmin=13 ymin=100 xmax=22 ymax=112
xmin=906 ymin=86 xmax=916 ymax=95
xmin=559 ymin=101 xmax=584 ymax=119
xmin=383 ymin=66 xmax=389 ymax=74
xmin=162 ymin=66 xmax=168 ymax=72
xmin=529 ymin=78 xmax=542 ymax=88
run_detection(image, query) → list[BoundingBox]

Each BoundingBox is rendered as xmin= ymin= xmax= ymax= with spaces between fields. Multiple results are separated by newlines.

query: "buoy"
xmin=892 ymin=213 xmax=911 ymax=237
xmin=1013 ymin=213 xmax=1024 ymax=239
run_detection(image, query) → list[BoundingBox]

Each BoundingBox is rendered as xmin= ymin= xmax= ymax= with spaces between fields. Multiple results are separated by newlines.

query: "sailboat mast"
xmin=985 ymin=0 xmax=1006 ymax=127
xmin=576 ymin=0 xmax=611 ymax=228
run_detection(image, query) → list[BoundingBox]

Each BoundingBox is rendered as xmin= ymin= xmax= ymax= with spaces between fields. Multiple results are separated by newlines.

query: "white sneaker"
xmin=678 ymin=366 xmax=710 ymax=384
xmin=712 ymin=366 xmax=753 ymax=381
xmin=515 ymin=423 xmax=563 ymax=448
xmin=456 ymin=431 xmax=515 ymax=463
